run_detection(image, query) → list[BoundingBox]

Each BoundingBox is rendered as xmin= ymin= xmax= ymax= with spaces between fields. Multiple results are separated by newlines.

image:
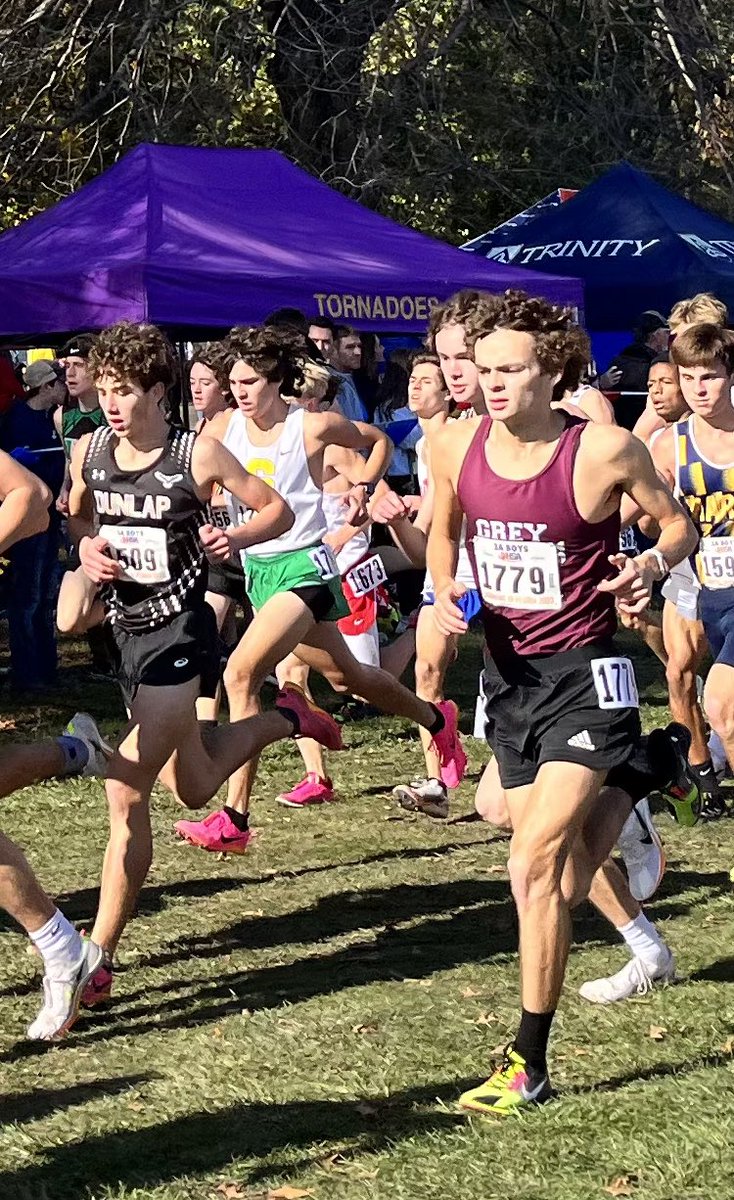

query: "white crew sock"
xmin=617 ymin=913 xmax=666 ymax=969
xmin=29 ymin=909 xmax=83 ymax=978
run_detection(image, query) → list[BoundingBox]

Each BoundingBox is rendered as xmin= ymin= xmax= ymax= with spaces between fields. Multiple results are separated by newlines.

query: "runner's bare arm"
xmin=0 ymin=449 xmax=50 ymax=553
xmin=67 ymin=433 xmax=95 ymax=527
xmin=192 ymin=435 xmax=294 ymax=556
xmin=591 ymin=426 xmax=696 ymax=613
xmin=426 ymin=427 xmax=472 ymax=635
xmin=576 ymin=387 xmax=615 ymax=425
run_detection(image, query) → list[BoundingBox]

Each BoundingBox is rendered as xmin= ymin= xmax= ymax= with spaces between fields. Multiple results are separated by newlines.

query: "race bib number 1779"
xmin=473 ymin=536 xmax=562 ymax=611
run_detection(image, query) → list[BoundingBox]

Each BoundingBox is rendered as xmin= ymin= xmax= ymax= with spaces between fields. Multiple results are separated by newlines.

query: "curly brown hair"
xmin=89 ymin=322 xmax=178 ymax=392
xmin=223 ymin=325 xmax=307 ymax=395
xmin=188 ymin=342 xmax=231 ymax=394
xmin=426 ymin=290 xmax=490 ymax=351
xmin=464 ymin=289 xmax=588 ymax=377
xmin=670 ymin=322 xmax=734 ymax=375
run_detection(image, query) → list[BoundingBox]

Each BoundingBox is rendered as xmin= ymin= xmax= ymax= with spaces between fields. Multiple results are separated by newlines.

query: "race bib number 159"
xmin=473 ymin=536 xmax=562 ymax=611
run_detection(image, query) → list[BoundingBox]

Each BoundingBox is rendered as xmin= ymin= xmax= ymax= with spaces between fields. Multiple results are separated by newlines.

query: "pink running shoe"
xmin=81 ymin=961 xmax=114 ymax=1008
xmin=430 ymin=700 xmax=467 ymax=789
xmin=277 ymin=773 xmax=336 ymax=807
xmin=275 ymin=683 xmax=343 ymax=751
xmin=174 ymin=809 xmax=253 ymax=854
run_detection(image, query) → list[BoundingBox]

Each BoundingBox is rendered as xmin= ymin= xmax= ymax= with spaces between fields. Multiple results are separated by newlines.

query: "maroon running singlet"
xmin=457 ymin=416 xmax=619 ymax=663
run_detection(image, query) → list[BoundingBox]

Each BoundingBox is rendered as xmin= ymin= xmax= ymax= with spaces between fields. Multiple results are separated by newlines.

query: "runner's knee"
xmin=508 ymin=833 xmax=566 ymax=909
xmin=415 ymin=656 xmax=442 ymax=700
xmin=704 ymin=687 xmax=734 ymax=740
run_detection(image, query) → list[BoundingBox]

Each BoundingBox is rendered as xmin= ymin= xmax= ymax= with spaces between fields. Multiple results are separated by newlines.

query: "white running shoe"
xmin=616 ymin=797 xmax=665 ymax=902
xmin=27 ymin=939 xmax=104 ymax=1040
xmin=579 ymin=947 xmax=676 ymax=1004
xmin=65 ymin=712 xmax=113 ymax=778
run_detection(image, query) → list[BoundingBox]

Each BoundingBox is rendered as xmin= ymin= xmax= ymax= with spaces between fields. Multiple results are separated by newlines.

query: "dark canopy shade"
xmin=463 ymin=162 xmax=734 ymax=329
xmin=0 ymin=144 xmax=582 ymax=339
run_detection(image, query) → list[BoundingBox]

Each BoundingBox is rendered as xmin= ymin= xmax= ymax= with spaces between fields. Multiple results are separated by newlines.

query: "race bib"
xmin=698 ymin=537 xmax=734 ymax=589
xmin=309 ymin=544 xmax=339 ymax=580
xmin=619 ymin=527 xmax=638 ymax=555
xmin=473 ymin=536 xmax=561 ymax=611
xmin=591 ymin=657 xmax=639 ymax=710
xmin=345 ymin=553 xmax=387 ymax=598
xmin=207 ymin=502 xmax=232 ymax=531
xmin=99 ymin=524 xmax=170 ymax=585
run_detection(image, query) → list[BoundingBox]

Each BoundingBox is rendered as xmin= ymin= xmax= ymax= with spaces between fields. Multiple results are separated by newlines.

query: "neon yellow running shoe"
xmin=458 ymin=1047 xmax=552 ymax=1117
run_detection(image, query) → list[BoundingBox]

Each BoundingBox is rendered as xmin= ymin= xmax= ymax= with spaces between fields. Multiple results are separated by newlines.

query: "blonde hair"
xmin=669 ymin=293 xmax=728 ymax=332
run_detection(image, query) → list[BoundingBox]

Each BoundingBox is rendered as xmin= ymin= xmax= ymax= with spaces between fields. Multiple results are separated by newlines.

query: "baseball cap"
xmin=24 ymin=360 xmax=58 ymax=390
xmin=635 ymin=310 xmax=669 ymax=338
xmin=60 ymin=333 xmax=95 ymax=360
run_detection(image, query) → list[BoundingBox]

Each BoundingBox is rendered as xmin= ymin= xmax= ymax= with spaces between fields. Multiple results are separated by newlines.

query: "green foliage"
xmin=1 ymin=1 xmax=734 ymax=244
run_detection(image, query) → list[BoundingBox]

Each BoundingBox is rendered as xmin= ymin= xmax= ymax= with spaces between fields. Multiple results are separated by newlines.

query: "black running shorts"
xmin=479 ymin=639 xmax=642 ymax=789
xmin=106 ymin=603 xmax=220 ymax=708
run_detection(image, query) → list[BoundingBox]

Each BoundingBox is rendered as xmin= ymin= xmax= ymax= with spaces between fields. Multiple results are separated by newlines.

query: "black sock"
xmin=514 ymin=1008 xmax=555 ymax=1076
xmin=426 ymin=704 xmax=445 ymax=736
xmin=223 ymin=806 xmax=249 ymax=832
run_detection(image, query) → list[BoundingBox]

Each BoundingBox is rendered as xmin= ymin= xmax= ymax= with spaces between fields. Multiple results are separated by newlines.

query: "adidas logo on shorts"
xmin=567 ymin=730 xmax=596 ymax=751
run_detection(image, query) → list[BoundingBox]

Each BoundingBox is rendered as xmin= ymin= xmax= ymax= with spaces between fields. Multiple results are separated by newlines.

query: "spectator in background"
xmin=0 ymin=350 xmax=23 ymax=417
xmin=308 ymin=317 xmax=337 ymax=361
xmin=599 ymin=310 xmax=669 ymax=429
xmin=308 ymin=318 xmax=368 ymax=422
xmin=353 ymin=333 xmax=384 ymax=419
xmin=0 ymin=361 xmax=66 ymax=691
xmin=374 ymin=348 xmax=421 ymax=494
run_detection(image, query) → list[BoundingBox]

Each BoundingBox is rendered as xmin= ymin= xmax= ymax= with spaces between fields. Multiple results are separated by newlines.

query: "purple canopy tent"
xmin=0 ymin=144 xmax=582 ymax=338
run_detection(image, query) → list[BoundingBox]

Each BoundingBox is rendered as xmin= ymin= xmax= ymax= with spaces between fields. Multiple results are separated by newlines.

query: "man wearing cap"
xmin=54 ymin=335 xmax=106 ymax=473
xmin=0 ymin=360 xmax=67 ymax=690
xmin=600 ymin=311 xmax=670 ymax=430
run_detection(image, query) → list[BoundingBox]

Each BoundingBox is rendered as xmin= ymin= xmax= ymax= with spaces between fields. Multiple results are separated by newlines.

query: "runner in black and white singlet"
xmin=174 ymin=326 xmax=466 ymax=855
xmin=427 ymin=290 xmax=698 ymax=1117
xmin=68 ymin=321 xmax=345 ymax=1009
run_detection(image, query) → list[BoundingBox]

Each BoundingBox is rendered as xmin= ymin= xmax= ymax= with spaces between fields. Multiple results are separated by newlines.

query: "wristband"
xmin=641 ymin=547 xmax=668 ymax=581
xmin=354 ymin=480 xmax=376 ymax=498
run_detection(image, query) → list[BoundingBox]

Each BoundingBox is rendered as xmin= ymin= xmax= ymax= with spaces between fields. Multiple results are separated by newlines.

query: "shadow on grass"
xmin=0 ymin=1073 xmax=152 ymax=1127
xmin=0 ymin=1075 xmax=473 ymax=1200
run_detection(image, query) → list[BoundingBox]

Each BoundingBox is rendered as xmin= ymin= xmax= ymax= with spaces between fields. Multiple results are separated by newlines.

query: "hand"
xmin=198 ymin=522 xmax=233 ymax=563
xmin=599 ymin=366 xmax=623 ymax=390
xmin=433 ymin=579 xmax=468 ymax=636
xmin=55 ymin=485 xmax=70 ymax=517
xmin=342 ymin=485 xmax=369 ymax=527
xmin=79 ymin=535 xmax=121 ymax=584
xmin=597 ymin=552 xmax=653 ymax=615
xmin=369 ymin=489 xmax=411 ymax=525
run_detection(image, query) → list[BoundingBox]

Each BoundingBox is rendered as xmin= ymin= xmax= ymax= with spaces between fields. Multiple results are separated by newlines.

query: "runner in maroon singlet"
xmin=428 ymin=289 xmax=699 ymax=1116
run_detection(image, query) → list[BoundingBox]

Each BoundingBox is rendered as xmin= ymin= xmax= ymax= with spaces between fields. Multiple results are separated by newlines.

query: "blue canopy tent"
xmin=463 ymin=163 xmax=734 ymax=350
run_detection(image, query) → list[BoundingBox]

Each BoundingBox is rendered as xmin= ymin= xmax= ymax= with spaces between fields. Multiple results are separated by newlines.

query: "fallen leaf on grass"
xmin=267 ymin=1189 xmax=315 ymax=1200
xmin=474 ymin=1012 xmax=499 ymax=1026
xmin=722 ymin=1035 xmax=734 ymax=1054
xmin=127 ymin=1101 xmax=144 ymax=1112
xmin=461 ymin=986 xmax=482 ymax=998
xmin=486 ymin=864 xmax=506 ymax=875
xmin=603 ymin=1174 xmax=638 ymax=1196
xmin=216 ymin=1185 xmax=246 ymax=1199
xmin=352 ymin=1023 xmax=378 ymax=1035
xmin=648 ymin=1025 xmax=667 ymax=1041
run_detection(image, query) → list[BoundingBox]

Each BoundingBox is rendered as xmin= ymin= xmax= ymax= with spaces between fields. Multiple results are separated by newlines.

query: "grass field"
xmin=1 ymin=632 xmax=734 ymax=1200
